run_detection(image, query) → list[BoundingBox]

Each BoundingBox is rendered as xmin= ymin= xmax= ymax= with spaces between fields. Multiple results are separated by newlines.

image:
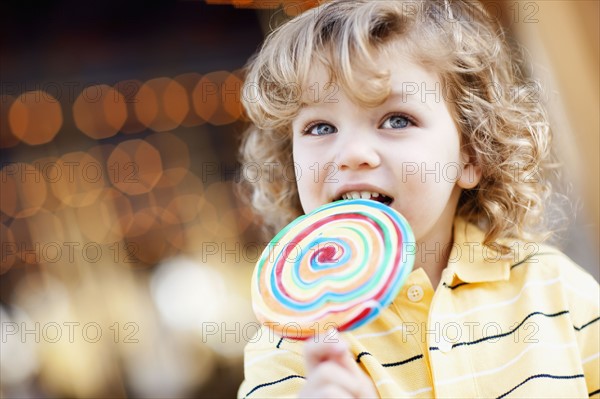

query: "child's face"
xmin=291 ymin=51 xmax=481 ymax=245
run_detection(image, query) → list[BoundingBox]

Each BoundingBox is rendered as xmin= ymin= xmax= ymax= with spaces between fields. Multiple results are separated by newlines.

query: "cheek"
xmin=295 ymin=180 xmax=318 ymax=214
xmin=292 ymin=141 xmax=326 ymax=182
xmin=403 ymin=140 xmax=462 ymax=186
xmin=292 ymin=146 xmax=318 ymax=213
xmin=292 ymin=148 xmax=311 ymax=185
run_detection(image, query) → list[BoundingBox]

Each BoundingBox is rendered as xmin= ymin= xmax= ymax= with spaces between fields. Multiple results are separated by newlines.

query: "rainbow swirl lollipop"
xmin=251 ymin=199 xmax=415 ymax=339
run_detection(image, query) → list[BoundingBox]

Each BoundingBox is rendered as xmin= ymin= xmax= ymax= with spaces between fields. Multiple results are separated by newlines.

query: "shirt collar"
xmin=445 ymin=217 xmax=511 ymax=285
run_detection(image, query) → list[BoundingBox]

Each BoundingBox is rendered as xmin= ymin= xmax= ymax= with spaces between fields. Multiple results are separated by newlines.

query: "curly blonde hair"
xmin=239 ymin=0 xmax=558 ymax=251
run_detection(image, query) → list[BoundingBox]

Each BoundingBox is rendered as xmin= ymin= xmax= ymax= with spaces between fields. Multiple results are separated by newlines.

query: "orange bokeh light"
xmin=114 ymin=79 xmax=147 ymax=134
xmin=134 ymin=78 xmax=188 ymax=132
xmin=8 ymin=91 xmax=62 ymax=145
xmin=0 ymin=162 xmax=48 ymax=218
xmin=174 ymin=73 xmax=205 ymax=127
xmin=103 ymin=187 xmax=135 ymax=238
xmin=50 ymin=151 xmax=106 ymax=208
xmin=73 ymin=84 xmax=127 ymax=139
xmin=163 ymin=79 xmax=189 ymax=128
xmin=193 ymin=71 xmax=239 ymax=126
xmin=25 ymin=209 xmax=66 ymax=266
xmin=283 ymin=1 xmax=319 ymax=16
xmin=126 ymin=232 xmax=179 ymax=265
xmin=133 ymin=83 xmax=158 ymax=129
xmin=222 ymin=73 xmax=244 ymax=121
xmin=165 ymin=194 xmax=203 ymax=225
xmin=126 ymin=206 xmax=161 ymax=238
xmin=33 ymin=156 xmax=68 ymax=213
xmin=76 ymin=188 xmax=128 ymax=244
xmin=5 ymin=217 xmax=32 ymax=265
xmin=123 ymin=205 xmax=182 ymax=264
xmin=107 ymin=139 xmax=163 ymax=196
xmin=1 ymin=95 xmax=20 ymax=148
xmin=0 ymin=223 xmax=16 ymax=274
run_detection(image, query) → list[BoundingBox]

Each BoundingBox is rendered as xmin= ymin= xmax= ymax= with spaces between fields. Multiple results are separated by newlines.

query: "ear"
xmin=457 ymin=151 xmax=482 ymax=189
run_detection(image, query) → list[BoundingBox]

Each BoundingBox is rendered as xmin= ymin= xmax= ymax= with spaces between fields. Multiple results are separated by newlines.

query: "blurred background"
xmin=0 ymin=0 xmax=598 ymax=398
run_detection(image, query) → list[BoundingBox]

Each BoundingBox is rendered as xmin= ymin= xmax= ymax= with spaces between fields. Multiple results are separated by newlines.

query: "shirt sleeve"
xmin=237 ymin=327 xmax=307 ymax=399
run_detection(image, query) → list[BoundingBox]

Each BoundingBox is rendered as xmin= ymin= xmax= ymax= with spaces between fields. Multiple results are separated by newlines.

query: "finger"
xmin=305 ymin=360 xmax=362 ymax=395
xmin=304 ymin=330 xmax=379 ymax=397
xmin=316 ymin=332 xmax=379 ymax=398
xmin=313 ymin=330 xmax=361 ymax=374
xmin=304 ymin=329 xmax=348 ymax=371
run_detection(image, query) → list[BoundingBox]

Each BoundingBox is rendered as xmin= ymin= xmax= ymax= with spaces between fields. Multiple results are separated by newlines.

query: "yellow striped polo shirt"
xmin=238 ymin=217 xmax=600 ymax=398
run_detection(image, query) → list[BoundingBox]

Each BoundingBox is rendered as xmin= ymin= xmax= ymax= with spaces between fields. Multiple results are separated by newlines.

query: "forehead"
xmin=298 ymin=49 xmax=442 ymax=107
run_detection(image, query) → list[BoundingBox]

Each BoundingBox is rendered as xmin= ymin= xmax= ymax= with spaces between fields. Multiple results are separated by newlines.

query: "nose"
xmin=335 ymin=130 xmax=381 ymax=170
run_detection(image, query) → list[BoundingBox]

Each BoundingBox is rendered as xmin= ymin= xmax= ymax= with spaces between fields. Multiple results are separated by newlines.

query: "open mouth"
xmin=335 ymin=191 xmax=394 ymax=206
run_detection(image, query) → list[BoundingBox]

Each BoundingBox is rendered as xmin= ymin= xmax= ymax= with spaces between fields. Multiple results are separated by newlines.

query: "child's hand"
xmin=298 ymin=330 xmax=378 ymax=398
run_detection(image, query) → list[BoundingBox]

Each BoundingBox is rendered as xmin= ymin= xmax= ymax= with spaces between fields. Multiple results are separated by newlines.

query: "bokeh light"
xmin=163 ymin=79 xmax=190 ymax=129
xmin=8 ymin=91 xmax=62 ymax=145
xmin=222 ymin=72 xmax=244 ymax=122
xmin=125 ymin=206 xmax=162 ymax=238
xmin=165 ymin=194 xmax=203 ymax=225
xmin=76 ymin=189 xmax=126 ymax=244
xmin=50 ymin=151 xmax=106 ymax=208
xmin=134 ymin=78 xmax=189 ymax=132
xmin=192 ymin=71 xmax=239 ymax=126
xmin=24 ymin=210 xmax=67 ymax=266
xmin=107 ymin=139 xmax=163 ymax=196
xmin=0 ymin=162 xmax=48 ymax=218
xmin=73 ymin=84 xmax=127 ymax=139
xmin=102 ymin=187 xmax=135 ymax=237
xmin=150 ymin=257 xmax=227 ymax=330
xmin=174 ymin=73 xmax=205 ymax=127
xmin=0 ymin=306 xmax=40 ymax=386
xmin=123 ymin=333 xmax=216 ymax=398
xmin=33 ymin=156 xmax=69 ymax=214
xmin=4 ymin=217 xmax=33 ymax=265
xmin=122 ymin=204 xmax=183 ymax=265
xmin=0 ymin=223 xmax=17 ymax=274
xmin=0 ymin=95 xmax=20 ymax=148
xmin=114 ymin=79 xmax=147 ymax=135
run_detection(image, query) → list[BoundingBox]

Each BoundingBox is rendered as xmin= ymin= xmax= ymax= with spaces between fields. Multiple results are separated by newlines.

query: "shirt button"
xmin=439 ymin=339 xmax=453 ymax=353
xmin=407 ymin=285 xmax=424 ymax=302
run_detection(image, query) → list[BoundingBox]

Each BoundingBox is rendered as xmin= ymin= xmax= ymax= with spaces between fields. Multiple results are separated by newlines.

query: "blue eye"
xmin=380 ymin=115 xmax=412 ymax=129
xmin=305 ymin=123 xmax=337 ymax=136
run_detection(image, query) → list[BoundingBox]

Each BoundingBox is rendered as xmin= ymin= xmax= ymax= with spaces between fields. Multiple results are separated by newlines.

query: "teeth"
xmin=340 ymin=191 xmax=385 ymax=201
